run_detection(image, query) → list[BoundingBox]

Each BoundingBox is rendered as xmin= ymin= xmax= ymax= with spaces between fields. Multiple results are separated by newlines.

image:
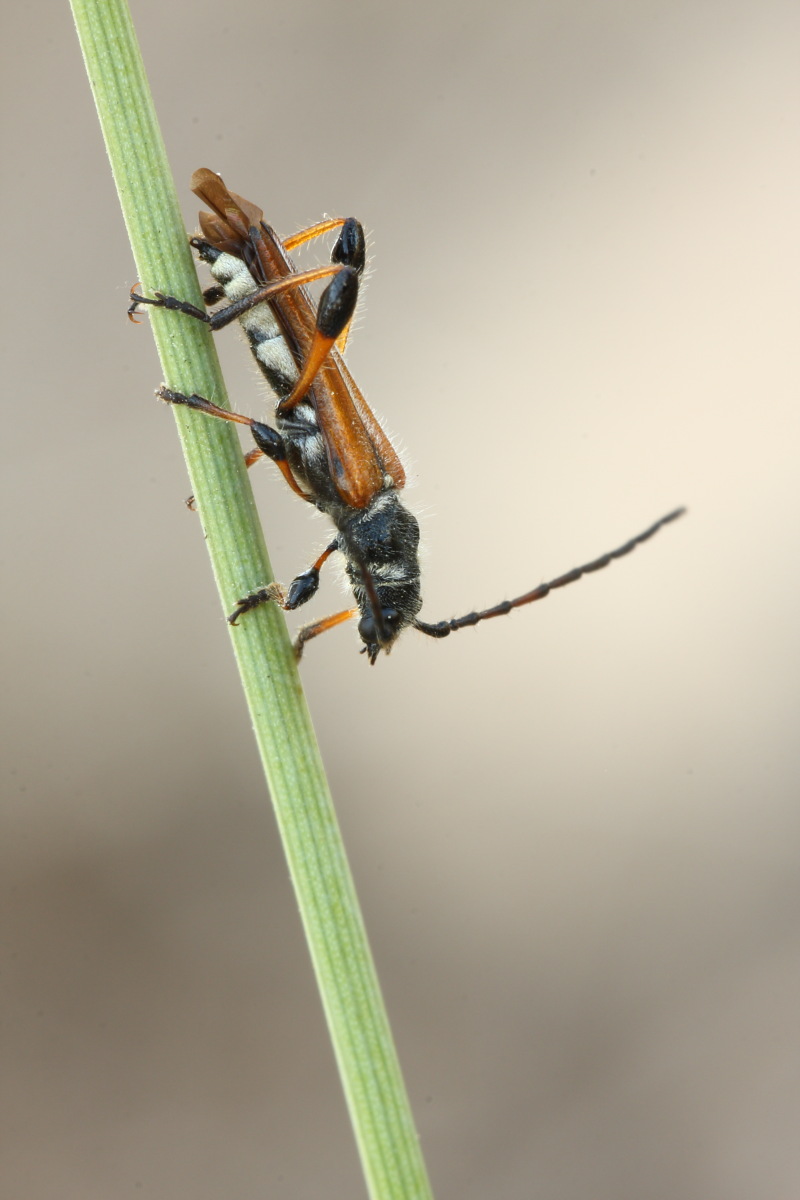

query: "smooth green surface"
xmin=70 ymin=3 xmax=434 ymax=1197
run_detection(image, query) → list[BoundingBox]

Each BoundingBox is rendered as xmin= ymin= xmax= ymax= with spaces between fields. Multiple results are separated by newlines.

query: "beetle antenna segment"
xmin=414 ymin=508 xmax=686 ymax=640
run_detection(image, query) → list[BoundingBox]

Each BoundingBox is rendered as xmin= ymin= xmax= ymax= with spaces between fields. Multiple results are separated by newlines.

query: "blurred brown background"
xmin=2 ymin=2 xmax=799 ymax=1197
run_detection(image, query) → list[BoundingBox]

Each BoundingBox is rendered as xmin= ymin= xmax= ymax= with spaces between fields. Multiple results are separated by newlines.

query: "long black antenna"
xmin=414 ymin=507 xmax=686 ymax=640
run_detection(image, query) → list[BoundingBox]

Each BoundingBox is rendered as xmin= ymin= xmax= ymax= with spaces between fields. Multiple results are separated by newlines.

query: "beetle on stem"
xmin=131 ymin=170 xmax=683 ymax=663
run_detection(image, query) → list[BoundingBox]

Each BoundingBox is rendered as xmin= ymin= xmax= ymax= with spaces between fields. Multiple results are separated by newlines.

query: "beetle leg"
xmin=330 ymin=218 xmax=366 ymax=352
xmin=282 ymin=216 xmax=346 ymax=252
xmin=227 ymin=541 xmax=340 ymax=626
xmin=276 ymin=266 xmax=360 ymax=414
xmin=129 ymin=263 xmax=347 ymax=331
xmin=284 ymin=541 xmax=340 ymax=609
xmin=283 ymin=218 xmax=365 ymax=354
xmin=292 ymin=608 xmax=358 ymax=659
xmin=155 ymin=386 xmax=312 ymax=502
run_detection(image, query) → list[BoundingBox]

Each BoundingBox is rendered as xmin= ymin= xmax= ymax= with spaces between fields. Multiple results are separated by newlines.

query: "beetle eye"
xmin=357 ymin=615 xmax=375 ymax=644
xmin=358 ymin=607 xmax=400 ymax=648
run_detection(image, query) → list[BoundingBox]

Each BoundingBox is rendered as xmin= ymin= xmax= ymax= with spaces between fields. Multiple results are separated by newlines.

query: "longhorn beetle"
xmin=130 ymin=169 xmax=684 ymax=663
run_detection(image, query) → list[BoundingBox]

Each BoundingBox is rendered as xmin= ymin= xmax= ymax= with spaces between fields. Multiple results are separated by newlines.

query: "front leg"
xmin=228 ymin=540 xmax=340 ymax=625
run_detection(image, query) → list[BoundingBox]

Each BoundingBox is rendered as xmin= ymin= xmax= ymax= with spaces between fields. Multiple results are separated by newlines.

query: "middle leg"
xmin=156 ymin=386 xmax=312 ymax=503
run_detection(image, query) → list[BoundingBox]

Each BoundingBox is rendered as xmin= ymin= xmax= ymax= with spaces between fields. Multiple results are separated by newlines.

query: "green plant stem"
xmin=70 ymin=3 xmax=434 ymax=1197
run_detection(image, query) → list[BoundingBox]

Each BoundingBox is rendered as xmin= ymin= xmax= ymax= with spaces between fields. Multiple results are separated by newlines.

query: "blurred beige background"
xmin=2 ymin=2 xmax=799 ymax=1197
